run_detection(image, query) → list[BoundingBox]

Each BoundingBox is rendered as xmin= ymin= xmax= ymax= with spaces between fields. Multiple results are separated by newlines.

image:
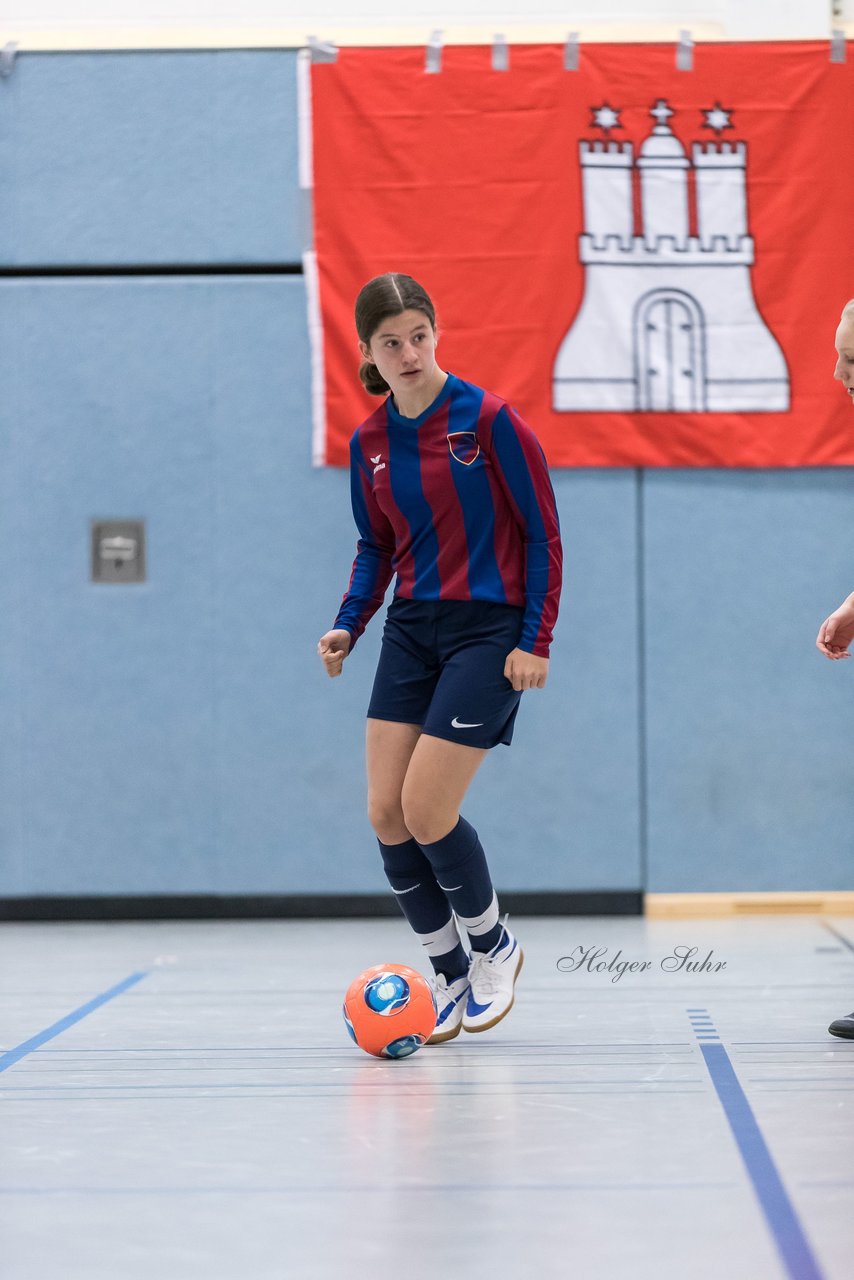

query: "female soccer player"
xmin=318 ymin=272 xmax=562 ymax=1043
xmin=816 ymin=297 xmax=854 ymax=1041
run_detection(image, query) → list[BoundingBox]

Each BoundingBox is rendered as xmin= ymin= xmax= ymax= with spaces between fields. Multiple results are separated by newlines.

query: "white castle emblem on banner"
xmin=552 ymin=100 xmax=789 ymax=413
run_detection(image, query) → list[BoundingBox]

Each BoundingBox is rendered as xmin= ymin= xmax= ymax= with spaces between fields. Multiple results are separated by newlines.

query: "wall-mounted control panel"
xmin=91 ymin=520 xmax=146 ymax=583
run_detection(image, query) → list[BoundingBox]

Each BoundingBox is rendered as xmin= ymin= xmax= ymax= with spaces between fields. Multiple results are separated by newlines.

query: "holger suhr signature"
xmin=556 ymin=945 xmax=727 ymax=983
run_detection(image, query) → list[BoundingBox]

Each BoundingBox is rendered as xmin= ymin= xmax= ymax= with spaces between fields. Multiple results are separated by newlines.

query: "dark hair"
xmin=355 ymin=273 xmax=437 ymax=396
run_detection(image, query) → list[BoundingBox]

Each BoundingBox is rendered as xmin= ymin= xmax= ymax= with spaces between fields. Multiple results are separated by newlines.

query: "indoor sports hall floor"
xmin=1 ymin=914 xmax=852 ymax=1279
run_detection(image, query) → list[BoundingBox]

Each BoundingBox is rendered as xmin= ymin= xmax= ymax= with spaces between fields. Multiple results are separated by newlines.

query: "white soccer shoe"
xmin=462 ymin=926 xmax=523 ymax=1033
xmin=426 ymin=973 xmax=470 ymax=1044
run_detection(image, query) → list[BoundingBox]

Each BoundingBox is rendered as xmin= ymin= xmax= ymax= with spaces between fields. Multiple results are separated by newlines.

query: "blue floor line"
xmin=821 ymin=921 xmax=854 ymax=955
xmin=0 ymin=972 xmax=150 ymax=1074
xmin=692 ymin=1013 xmax=825 ymax=1280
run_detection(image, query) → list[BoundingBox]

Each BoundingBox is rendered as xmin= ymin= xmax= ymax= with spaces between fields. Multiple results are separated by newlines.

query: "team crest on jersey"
xmin=447 ymin=432 xmax=480 ymax=465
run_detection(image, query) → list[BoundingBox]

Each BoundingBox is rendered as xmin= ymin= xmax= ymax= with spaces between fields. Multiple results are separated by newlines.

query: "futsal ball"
xmin=342 ymin=963 xmax=437 ymax=1059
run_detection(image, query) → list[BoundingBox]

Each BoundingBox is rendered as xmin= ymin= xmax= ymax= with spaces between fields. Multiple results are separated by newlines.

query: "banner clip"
xmin=0 ymin=42 xmax=18 ymax=79
xmin=307 ymin=36 xmax=338 ymax=64
xmin=676 ymin=30 xmax=694 ymax=72
xmin=830 ymin=30 xmax=846 ymax=64
xmin=425 ymin=29 xmax=443 ymax=75
xmin=492 ymin=33 xmax=509 ymax=73
xmin=564 ymin=32 xmax=580 ymax=72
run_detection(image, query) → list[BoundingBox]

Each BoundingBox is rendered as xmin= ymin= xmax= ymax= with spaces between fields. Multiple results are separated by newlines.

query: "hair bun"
xmin=359 ymin=360 xmax=390 ymax=396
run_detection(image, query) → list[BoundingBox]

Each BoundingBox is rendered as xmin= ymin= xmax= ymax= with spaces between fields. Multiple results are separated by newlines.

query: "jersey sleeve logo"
xmin=447 ymin=432 xmax=481 ymax=466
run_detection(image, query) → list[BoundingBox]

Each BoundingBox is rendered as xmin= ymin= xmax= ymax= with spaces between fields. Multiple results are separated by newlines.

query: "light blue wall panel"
xmin=643 ymin=470 xmax=854 ymax=891
xmin=467 ymin=472 xmax=642 ymax=892
xmin=0 ymin=276 xmax=310 ymax=893
xmin=207 ymin=301 xmax=382 ymax=894
xmin=0 ymin=277 xmax=224 ymax=892
xmin=0 ymin=273 xmax=642 ymax=895
xmin=0 ymin=52 xmax=300 ymax=265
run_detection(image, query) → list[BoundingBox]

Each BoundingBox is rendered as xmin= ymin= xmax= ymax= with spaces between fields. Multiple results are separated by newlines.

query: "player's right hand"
xmin=816 ymin=603 xmax=854 ymax=659
xmin=317 ymin=629 xmax=352 ymax=678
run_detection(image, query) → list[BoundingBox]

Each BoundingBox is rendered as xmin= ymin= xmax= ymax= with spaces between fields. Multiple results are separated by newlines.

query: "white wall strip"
xmin=304 ymin=248 xmax=328 ymax=468
xmin=2 ymin=23 xmax=752 ymax=52
xmin=296 ymin=50 xmax=327 ymax=467
xmin=2 ymin=0 xmax=837 ymax=42
xmin=297 ymin=46 xmax=314 ymax=194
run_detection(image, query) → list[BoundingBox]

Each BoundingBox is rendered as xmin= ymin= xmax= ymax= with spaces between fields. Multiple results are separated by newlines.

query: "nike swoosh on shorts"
xmin=451 ymin=717 xmax=484 ymax=728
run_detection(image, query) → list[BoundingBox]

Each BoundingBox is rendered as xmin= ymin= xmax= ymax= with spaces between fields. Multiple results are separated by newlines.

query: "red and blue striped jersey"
xmin=334 ymin=373 xmax=562 ymax=657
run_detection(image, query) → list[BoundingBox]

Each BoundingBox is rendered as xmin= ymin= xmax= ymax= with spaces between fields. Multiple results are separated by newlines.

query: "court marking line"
xmin=0 ymin=1079 xmax=706 ymax=1091
xmin=0 ymin=1180 xmax=739 ymax=1196
xmin=689 ymin=1010 xmax=825 ymax=1280
xmin=0 ymin=972 xmax=150 ymax=1074
xmin=821 ymin=921 xmax=854 ymax=954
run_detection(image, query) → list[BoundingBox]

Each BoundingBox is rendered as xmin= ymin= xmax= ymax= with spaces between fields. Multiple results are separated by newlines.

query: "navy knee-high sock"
xmin=378 ymin=838 xmax=469 ymax=980
xmin=418 ymin=816 xmax=504 ymax=954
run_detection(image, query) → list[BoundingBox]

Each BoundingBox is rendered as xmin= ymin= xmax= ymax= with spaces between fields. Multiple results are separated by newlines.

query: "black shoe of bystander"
xmin=828 ymin=1011 xmax=854 ymax=1039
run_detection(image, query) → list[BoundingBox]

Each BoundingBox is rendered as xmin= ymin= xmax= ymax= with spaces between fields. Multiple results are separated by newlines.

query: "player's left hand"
xmin=504 ymin=648 xmax=549 ymax=692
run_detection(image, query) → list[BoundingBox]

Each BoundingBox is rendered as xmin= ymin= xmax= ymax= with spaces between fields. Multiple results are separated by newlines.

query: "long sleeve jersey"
xmin=334 ymin=373 xmax=563 ymax=658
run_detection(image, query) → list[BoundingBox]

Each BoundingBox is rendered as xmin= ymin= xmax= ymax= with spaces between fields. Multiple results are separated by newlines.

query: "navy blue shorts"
xmin=367 ymin=598 xmax=525 ymax=749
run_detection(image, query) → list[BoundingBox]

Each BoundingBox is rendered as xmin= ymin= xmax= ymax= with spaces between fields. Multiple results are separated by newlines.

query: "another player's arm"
xmin=816 ymin=591 xmax=854 ymax=660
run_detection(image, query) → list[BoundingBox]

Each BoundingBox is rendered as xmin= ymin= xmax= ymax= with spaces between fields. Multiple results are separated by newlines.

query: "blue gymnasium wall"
xmin=0 ymin=51 xmax=850 ymax=903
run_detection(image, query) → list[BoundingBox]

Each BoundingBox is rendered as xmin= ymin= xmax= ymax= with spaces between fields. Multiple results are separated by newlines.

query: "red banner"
xmin=308 ymin=42 xmax=854 ymax=467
